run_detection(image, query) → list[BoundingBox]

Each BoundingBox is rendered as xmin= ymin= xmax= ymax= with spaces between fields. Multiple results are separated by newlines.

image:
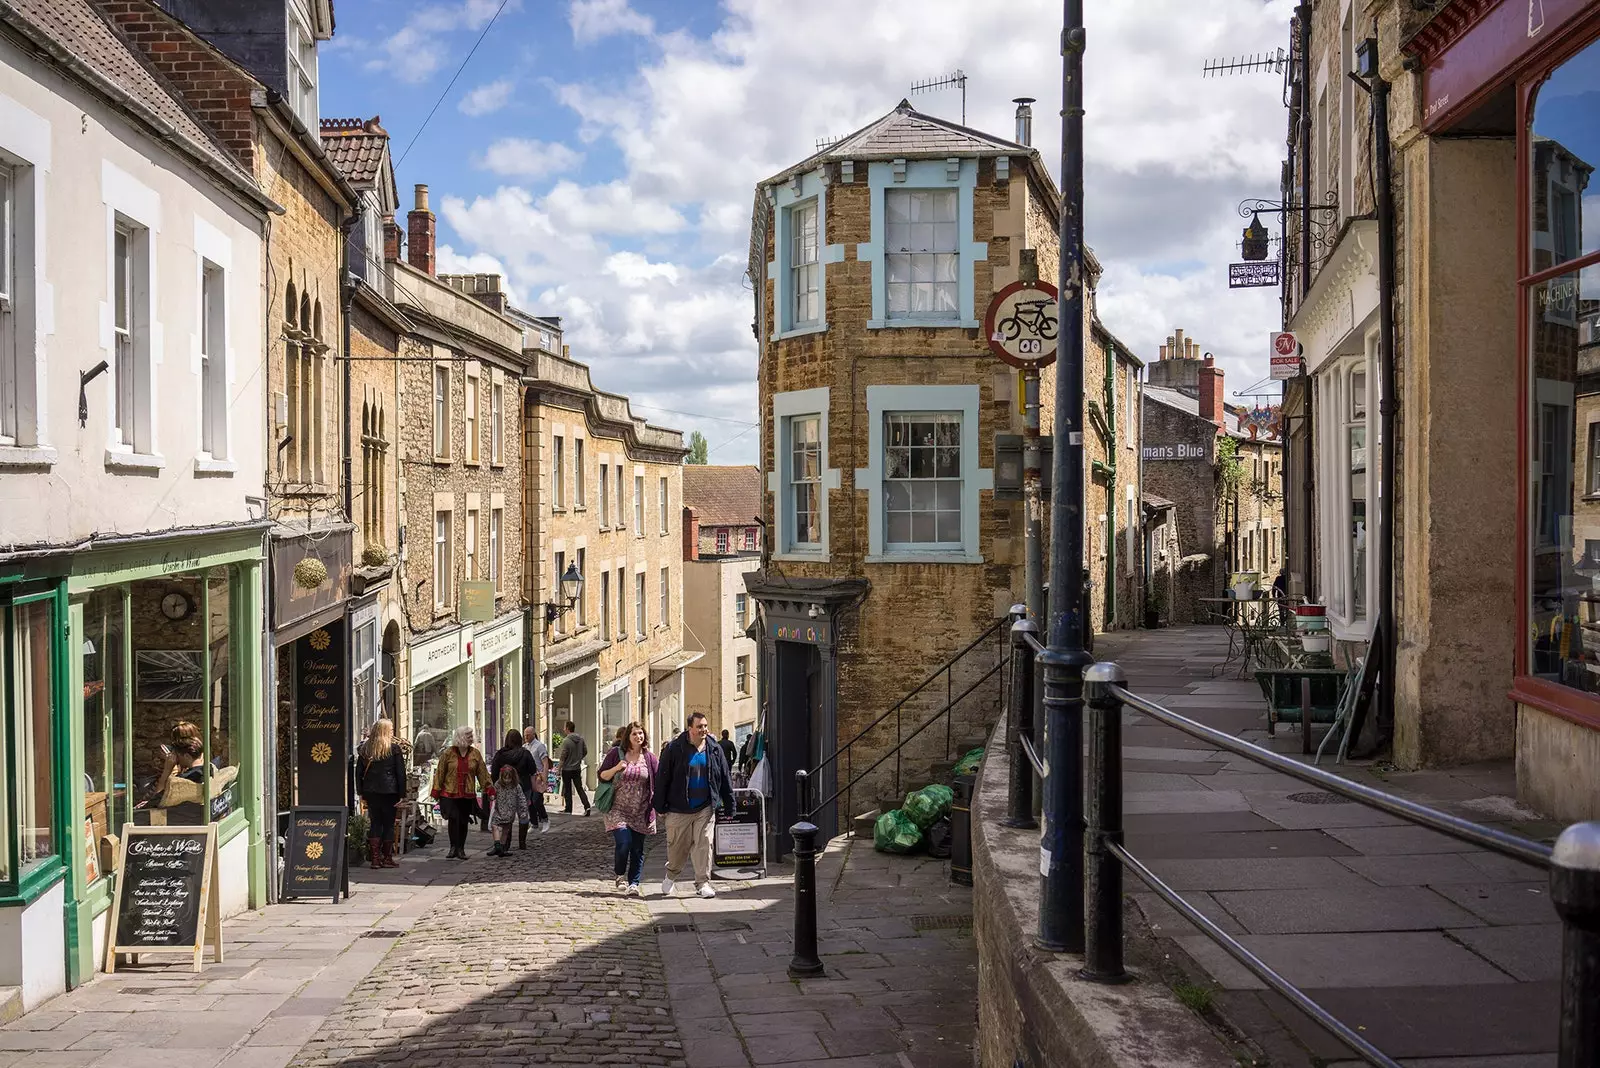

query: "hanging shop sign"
xmin=983 ymin=280 xmax=1060 ymax=369
xmin=1269 ymin=331 xmax=1302 ymax=379
xmin=459 ymin=580 xmax=496 ymax=623
xmin=295 ymin=623 xmax=347 ymax=807
xmin=105 ymin=825 xmax=222 ymax=973
xmin=1229 ymin=262 xmax=1281 ymax=288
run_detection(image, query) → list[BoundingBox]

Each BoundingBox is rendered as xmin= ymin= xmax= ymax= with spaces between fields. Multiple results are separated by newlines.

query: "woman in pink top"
xmin=598 ymin=722 xmax=657 ymax=895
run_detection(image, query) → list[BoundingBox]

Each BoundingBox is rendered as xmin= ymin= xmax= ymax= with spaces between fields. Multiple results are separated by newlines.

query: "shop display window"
xmin=4 ymin=595 xmax=57 ymax=884
xmin=81 ymin=589 xmax=128 ymax=880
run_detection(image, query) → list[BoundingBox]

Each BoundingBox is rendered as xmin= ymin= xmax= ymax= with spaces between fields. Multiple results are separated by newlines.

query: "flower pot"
xmin=1301 ymin=633 xmax=1332 ymax=654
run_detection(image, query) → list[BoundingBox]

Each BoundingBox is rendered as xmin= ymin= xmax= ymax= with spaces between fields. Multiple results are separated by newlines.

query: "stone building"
xmin=521 ymin=352 xmax=689 ymax=791
xmin=1085 ymin=320 xmax=1147 ymax=632
xmin=1142 ymin=331 xmax=1285 ymax=625
xmin=0 ymin=0 xmax=277 ymax=999
xmin=372 ymin=191 xmax=532 ymax=766
xmin=682 ymin=465 xmax=763 ymax=743
xmin=744 ymin=99 xmax=1140 ymax=848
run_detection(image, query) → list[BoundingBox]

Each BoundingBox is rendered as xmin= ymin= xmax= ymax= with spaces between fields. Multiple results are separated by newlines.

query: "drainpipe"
xmin=1105 ymin=341 xmax=1117 ymax=627
xmin=1137 ymin=364 xmax=1147 ymax=624
xmin=1298 ymin=3 xmax=1313 ymax=302
xmin=1372 ymin=67 xmax=1398 ymax=738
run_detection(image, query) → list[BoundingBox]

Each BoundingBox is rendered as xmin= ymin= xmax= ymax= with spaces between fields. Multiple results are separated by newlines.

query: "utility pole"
xmin=1037 ymin=0 xmax=1091 ymax=955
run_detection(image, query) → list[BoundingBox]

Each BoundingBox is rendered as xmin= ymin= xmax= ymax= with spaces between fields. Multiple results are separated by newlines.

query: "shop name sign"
xmin=411 ymin=629 xmax=465 ymax=686
xmin=1229 ymin=262 xmax=1280 ymax=288
xmin=1421 ymin=0 xmax=1588 ymax=132
xmin=473 ymin=616 xmax=523 ymax=668
xmin=1143 ymin=442 xmax=1211 ymax=461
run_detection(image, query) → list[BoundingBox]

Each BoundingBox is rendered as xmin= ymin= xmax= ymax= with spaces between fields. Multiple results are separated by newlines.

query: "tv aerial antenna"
xmin=1202 ymin=49 xmax=1289 ymax=77
xmin=910 ymin=69 xmax=968 ymax=125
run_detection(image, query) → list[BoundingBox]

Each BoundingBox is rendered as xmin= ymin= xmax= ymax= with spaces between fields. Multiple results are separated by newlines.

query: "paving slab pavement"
xmin=1097 ymin=626 xmax=1563 ymax=1068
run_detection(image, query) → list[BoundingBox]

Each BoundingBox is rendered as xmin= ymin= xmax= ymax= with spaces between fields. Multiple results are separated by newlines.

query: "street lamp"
xmin=544 ymin=562 xmax=584 ymax=624
xmin=1241 ymin=212 xmax=1270 ymax=261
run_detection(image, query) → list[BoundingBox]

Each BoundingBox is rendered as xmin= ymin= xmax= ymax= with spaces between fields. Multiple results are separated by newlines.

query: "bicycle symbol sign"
xmin=984 ymin=280 xmax=1060 ymax=369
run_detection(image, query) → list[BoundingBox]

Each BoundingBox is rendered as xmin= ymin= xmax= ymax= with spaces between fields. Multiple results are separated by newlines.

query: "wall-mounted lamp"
xmin=1355 ymin=36 xmax=1379 ymax=79
xmin=807 ymin=603 xmax=822 ymax=620
xmin=544 ymin=562 xmax=584 ymax=624
xmin=78 ymin=361 xmax=109 ymax=427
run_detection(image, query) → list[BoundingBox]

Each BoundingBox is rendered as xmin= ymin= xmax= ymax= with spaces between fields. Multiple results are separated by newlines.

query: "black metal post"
xmin=1081 ymin=663 xmax=1127 ymax=982
xmin=1005 ymin=619 xmax=1038 ymax=829
xmin=1037 ymin=0 xmax=1091 ymax=956
xmin=1552 ymin=822 xmax=1600 ymax=1068
xmin=1372 ymin=68 xmax=1398 ymax=741
xmin=789 ymin=769 xmax=824 ymax=977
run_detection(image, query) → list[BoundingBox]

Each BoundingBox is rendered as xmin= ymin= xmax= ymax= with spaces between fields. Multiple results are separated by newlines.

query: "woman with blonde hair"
xmin=357 ymin=718 xmax=407 ymax=868
xmin=431 ymin=725 xmax=492 ymax=860
xmin=597 ymin=721 xmax=657 ymax=895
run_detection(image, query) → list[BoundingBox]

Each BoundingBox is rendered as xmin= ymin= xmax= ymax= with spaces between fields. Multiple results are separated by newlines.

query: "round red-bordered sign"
xmin=984 ymin=280 xmax=1060 ymax=369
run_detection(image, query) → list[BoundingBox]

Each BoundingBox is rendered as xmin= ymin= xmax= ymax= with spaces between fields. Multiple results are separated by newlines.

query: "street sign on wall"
xmin=1269 ymin=331 xmax=1301 ymax=379
xmin=984 ymin=280 xmax=1059 ymax=369
xmin=1229 ymin=262 xmax=1280 ymax=288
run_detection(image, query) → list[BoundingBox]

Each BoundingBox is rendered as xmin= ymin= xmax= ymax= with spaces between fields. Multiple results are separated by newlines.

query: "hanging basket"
xmin=361 ymin=544 xmax=390 ymax=568
xmin=292 ymin=557 xmax=328 ymax=590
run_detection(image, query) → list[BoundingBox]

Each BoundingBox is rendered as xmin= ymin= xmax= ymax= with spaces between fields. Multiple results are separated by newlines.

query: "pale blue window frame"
xmin=769 ymin=388 xmax=836 ymax=561
xmin=860 ymin=159 xmax=986 ymax=330
xmin=768 ymin=171 xmax=843 ymax=339
xmin=858 ymin=385 xmax=993 ymax=563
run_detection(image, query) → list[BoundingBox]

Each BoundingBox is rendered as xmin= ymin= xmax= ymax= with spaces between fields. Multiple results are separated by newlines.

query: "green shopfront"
xmin=0 ymin=526 xmax=266 ymax=1006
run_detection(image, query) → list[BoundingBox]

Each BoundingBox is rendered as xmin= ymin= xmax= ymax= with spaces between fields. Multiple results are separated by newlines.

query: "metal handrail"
xmin=807 ymin=615 xmax=1009 ymax=786
xmin=1110 ymin=684 xmax=1552 ymax=867
xmin=808 ymin=655 xmax=1007 ymax=816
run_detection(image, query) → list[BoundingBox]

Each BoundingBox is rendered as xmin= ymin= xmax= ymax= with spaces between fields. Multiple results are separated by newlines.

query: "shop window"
xmin=81 ymin=589 xmax=128 ymax=878
xmin=634 ymin=475 xmax=644 ymax=533
xmin=635 ymin=572 xmax=646 ymax=638
xmin=414 ymin=676 xmax=455 ymax=754
xmin=200 ymin=262 xmax=226 ymax=459
xmin=465 ymin=368 xmax=480 ymax=464
xmin=1316 ymin=351 xmax=1376 ymax=631
xmin=352 ymin=616 xmax=378 ymax=743
xmin=735 ymin=655 xmax=749 ymax=695
xmin=885 ymin=189 xmax=958 ymax=319
xmin=599 ymin=571 xmax=611 ymax=637
xmin=3 ymin=596 xmax=57 ymax=884
xmin=576 ymin=440 xmax=587 ymax=509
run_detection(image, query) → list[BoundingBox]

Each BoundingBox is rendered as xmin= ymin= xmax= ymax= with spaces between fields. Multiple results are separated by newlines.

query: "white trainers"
xmin=615 ymin=874 xmax=626 ymax=889
xmin=697 ymin=884 xmax=717 ymax=899
xmin=628 ymin=884 xmax=641 ymax=896
xmin=661 ymin=876 xmax=676 ymax=897
xmin=539 ymin=821 xmax=551 ymax=833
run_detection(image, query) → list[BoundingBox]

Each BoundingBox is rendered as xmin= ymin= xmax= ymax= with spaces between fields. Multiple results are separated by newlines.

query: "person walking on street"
xmin=559 ymin=720 xmax=591 ymax=816
xmin=653 ymin=712 xmax=734 ymax=898
xmin=488 ymin=764 xmax=527 ymax=857
xmin=431 ymin=726 xmax=492 ymax=859
xmin=718 ymin=730 xmax=737 ymax=770
xmin=522 ymin=725 xmax=552 ymax=832
xmin=491 ymin=729 xmax=539 ymax=851
xmin=599 ymin=722 xmax=657 ymax=895
xmin=357 ymin=718 xmax=406 ymax=869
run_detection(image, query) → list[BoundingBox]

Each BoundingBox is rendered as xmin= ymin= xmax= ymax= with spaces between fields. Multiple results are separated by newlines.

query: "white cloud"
xmin=475 ymin=138 xmax=584 ymax=179
xmin=425 ymin=0 xmax=1298 ymax=463
xmin=366 ymin=0 xmax=520 ymax=84
xmin=459 ymin=78 xmax=515 ymax=116
xmin=568 ymin=0 xmax=653 ymax=44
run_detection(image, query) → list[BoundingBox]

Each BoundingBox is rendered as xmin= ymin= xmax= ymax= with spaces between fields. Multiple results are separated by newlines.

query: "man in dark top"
xmin=653 ymin=712 xmax=734 ymax=899
xmin=559 ymin=720 xmax=590 ymax=816
xmin=718 ymin=729 xmax=737 ymax=770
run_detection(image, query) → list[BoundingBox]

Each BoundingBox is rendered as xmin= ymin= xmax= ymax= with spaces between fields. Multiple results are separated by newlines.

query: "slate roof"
xmin=0 ymin=0 xmax=265 ymax=204
xmin=321 ymin=116 xmax=391 ymax=188
xmin=1144 ymin=384 xmax=1282 ymax=443
xmin=683 ymin=465 xmax=761 ymax=528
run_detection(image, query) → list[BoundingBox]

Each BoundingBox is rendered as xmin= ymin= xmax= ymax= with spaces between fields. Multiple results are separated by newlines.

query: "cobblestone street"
xmin=0 ymin=813 xmax=977 ymax=1068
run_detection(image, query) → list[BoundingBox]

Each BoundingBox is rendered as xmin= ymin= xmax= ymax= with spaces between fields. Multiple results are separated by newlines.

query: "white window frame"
xmin=634 ymin=474 xmax=645 ymax=534
xmin=433 ymin=364 xmax=450 ymax=459
xmin=0 ymin=110 xmax=48 ymax=457
xmin=659 ymin=476 xmax=669 ymax=536
xmin=433 ymin=509 xmax=453 ymax=611
xmin=599 ymin=464 xmax=610 ymax=526
xmin=554 ymin=551 xmax=567 ymax=634
xmin=465 ymin=508 xmax=478 ymax=582
xmin=0 ymin=162 xmax=16 ymax=446
xmin=1315 ymin=335 xmax=1379 ymax=638
xmin=771 ymin=388 xmax=835 ymax=560
xmin=489 ymin=507 xmax=502 ymax=590
xmin=858 ymin=384 xmax=992 ymax=563
xmin=576 ymin=548 xmax=587 ymax=627
xmin=735 ymin=655 xmax=749 ymax=696
xmin=616 ymin=469 xmax=626 ymax=528
xmin=716 ymin=529 xmax=730 ymax=555
xmin=768 ymin=170 xmax=833 ymax=340
xmin=1338 ymin=2 xmax=1355 ymax=219
xmin=575 ymin=439 xmax=587 ymax=508
xmin=491 ymin=382 xmax=504 ymax=464
xmin=635 ymin=571 xmax=646 ymax=639
xmin=861 ymin=158 xmax=982 ymax=330
xmin=199 ymin=260 xmax=226 ymax=460
xmin=884 ymin=188 xmax=959 ymax=322
xmin=553 ymin=435 xmax=566 ymax=509
xmin=735 ymin=592 xmax=747 ymax=629
xmin=659 ymin=565 xmax=669 ymax=627
xmin=112 ymin=218 xmax=150 ymax=453
xmin=616 ymin=567 xmax=627 ymax=639
xmin=465 ymin=367 xmax=479 ymax=464
xmin=287 ymin=3 xmax=319 ymax=129
xmin=599 ymin=570 xmax=611 ymax=638
xmin=789 ymin=198 xmax=819 ymax=329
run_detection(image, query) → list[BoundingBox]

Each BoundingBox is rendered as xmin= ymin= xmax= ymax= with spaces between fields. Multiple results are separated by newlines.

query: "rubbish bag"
xmin=873 ymin=809 xmax=923 ymax=854
xmin=903 ymin=784 xmax=955 ymax=829
xmin=953 ymin=747 xmax=985 ymax=776
xmin=925 ymin=816 xmax=953 ymax=859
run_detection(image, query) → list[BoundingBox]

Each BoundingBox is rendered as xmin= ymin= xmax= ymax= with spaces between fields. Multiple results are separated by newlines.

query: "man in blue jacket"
xmin=652 ymin=711 xmax=735 ymax=898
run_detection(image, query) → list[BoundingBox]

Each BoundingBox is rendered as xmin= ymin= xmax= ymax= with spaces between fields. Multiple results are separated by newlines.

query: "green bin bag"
xmin=903 ymin=784 xmax=954 ymax=829
xmin=873 ymin=809 xmax=924 ymax=854
xmin=953 ymin=747 xmax=985 ymax=776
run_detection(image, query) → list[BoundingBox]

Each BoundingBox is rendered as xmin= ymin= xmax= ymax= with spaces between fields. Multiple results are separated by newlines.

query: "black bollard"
xmin=1005 ymin=618 xmax=1039 ymax=829
xmin=789 ymin=819 xmax=824 ymax=978
xmin=1081 ymin=662 xmax=1128 ymax=982
xmin=1552 ymin=821 xmax=1600 ymax=1068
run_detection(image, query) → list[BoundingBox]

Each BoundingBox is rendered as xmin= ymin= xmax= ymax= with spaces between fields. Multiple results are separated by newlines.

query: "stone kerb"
xmin=973 ymin=710 xmax=1236 ymax=1068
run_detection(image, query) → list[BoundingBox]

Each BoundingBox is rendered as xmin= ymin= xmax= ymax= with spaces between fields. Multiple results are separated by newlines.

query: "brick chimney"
xmin=382 ymin=212 xmax=401 ymax=262
xmin=682 ymin=507 xmax=700 ymax=561
xmin=407 ymin=184 xmax=435 ymax=275
xmin=1199 ymin=355 xmax=1225 ymax=427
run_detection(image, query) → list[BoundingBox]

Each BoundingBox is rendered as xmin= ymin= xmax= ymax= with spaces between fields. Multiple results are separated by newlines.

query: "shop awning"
xmin=543 ymin=637 xmax=609 ymax=676
xmin=649 ymin=649 xmax=704 ymax=679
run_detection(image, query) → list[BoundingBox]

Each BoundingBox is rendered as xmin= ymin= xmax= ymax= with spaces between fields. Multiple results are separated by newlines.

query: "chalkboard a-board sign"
xmin=282 ymin=806 xmax=348 ymax=903
xmin=105 ymin=824 xmax=223 ymax=973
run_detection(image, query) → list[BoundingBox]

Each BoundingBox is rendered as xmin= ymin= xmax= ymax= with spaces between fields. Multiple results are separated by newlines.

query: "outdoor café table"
xmin=1200 ymin=595 xmax=1287 ymax=677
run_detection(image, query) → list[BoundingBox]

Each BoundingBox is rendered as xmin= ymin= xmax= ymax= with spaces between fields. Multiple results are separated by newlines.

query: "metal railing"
xmin=996 ymin=628 xmax=1599 ymax=1068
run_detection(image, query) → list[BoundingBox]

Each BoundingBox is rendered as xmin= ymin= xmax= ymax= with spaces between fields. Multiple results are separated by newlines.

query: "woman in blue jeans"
xmin=598 ymin=722 xmax=657 ymax=895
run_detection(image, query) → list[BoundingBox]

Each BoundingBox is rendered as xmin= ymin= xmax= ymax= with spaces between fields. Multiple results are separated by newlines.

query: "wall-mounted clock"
xmin=160 ymin=592 xmax=193 ymax=621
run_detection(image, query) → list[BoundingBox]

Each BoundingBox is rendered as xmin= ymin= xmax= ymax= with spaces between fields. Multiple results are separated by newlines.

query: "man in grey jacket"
xmin=559 ymin=720 xmax=590 ymax=816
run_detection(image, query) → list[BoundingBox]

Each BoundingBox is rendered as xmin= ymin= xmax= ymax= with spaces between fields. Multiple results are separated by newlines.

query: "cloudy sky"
xmin=320 ymin=0 xmax=1296 ymax=464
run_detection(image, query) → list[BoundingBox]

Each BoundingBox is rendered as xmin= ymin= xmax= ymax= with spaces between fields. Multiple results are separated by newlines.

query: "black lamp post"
xmin=1038 ymin=0 xmax=1091 ymax=955
xmin=544 ymin=562 xmax=584 ymax=624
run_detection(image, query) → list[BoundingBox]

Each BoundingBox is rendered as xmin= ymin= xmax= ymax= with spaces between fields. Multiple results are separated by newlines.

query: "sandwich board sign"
xmin=105 ymin=824 xmax=223 ymax=973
